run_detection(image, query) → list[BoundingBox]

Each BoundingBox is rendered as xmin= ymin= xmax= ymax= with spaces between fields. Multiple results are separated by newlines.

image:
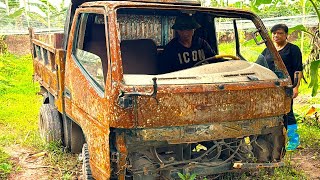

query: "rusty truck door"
xmin=64 ymin=8 xmax=111 ymax=179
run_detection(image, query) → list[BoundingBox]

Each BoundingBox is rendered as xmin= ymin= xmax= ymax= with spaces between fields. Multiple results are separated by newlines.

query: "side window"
xmin=215 ymin=18 xmax=267 ymax=62
xmin=215 ymin=17 xmax=236 ymax=56
xmin=235 ymin=20 xmax=267 ymax=63
xmin=72 ymin=13 xmax=108 ymax=91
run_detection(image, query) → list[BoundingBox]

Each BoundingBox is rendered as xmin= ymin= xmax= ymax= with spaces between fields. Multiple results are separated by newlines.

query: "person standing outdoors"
xmin=261 ymin=24 xmax=303 ymax=151
xmin=161 ymin=14 xmax=215 ymax=73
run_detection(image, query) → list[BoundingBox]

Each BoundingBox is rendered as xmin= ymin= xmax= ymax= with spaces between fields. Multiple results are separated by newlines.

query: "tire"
xmin=71 ymin=121 xmax=85 ymax=153
xmin=39 ymin=104 xmax=62 ymax=143
xmin=82 ymin=143 xmax=94 ymax=180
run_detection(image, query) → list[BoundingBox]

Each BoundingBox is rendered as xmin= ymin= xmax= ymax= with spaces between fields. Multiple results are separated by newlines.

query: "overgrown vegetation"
xmin=0 ymin=148 xmax=12 ymax=179
xmin=0 ymin=54 xmax=79 ymax=179
xmin=0 ymin=54 xmax=42 ymax=147
xmin=0 ymin=53 xmax=40 ymax=178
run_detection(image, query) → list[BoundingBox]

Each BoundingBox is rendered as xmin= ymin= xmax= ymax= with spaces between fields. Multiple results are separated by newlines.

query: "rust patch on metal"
xmin=135 ymin=87 xmax=290 ymax=128
xmin=110 ymin=84 xmax=291 ymax=128
xmin=54 ymin=49 xmax=66 ymax=112
xmin=129 ymin=117 xmax=282 ymax=143
xmin=115 ymin=132 xmax=128 ymax=180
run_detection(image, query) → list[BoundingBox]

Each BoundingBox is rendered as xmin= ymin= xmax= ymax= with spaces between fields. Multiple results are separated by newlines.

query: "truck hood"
xmin=123 ymin=60 xmax=278 ymax=85
xmin=116 ymin=60 xmax=291 ymax=128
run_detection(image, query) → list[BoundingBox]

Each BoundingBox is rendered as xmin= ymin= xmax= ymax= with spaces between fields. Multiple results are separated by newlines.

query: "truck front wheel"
xmin=39 ymin=104 xmax=62 ymax=143
xmin=82 ymin=143 xmax=93 ymax=180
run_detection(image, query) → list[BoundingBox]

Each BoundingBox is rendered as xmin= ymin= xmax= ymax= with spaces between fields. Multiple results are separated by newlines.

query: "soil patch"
xmin=4 ymin=145 xmax=81 ymax=180
xmin=290 ymin=148 xmax=320 ymax=180
xmin=5 ymin=145 xmax=59 ymax=180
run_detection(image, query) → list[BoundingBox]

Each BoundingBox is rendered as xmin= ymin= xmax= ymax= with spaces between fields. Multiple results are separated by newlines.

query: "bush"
xmin=0 ymin=36 xmax=8 ymax=55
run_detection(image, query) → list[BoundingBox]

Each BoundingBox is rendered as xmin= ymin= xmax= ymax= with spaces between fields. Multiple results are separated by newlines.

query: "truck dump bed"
xmin=30 ymin=30 xmax=65 ymax=111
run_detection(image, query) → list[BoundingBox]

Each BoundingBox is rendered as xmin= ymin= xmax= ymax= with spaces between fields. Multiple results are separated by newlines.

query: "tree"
xmin=0 ymin=0 xmax=68 ymax=31
xmin=303 ymin=0 xmax=319 ymax=96
xmin=289 ymin=0 xmax=319 ymax=96
xmin=0 ymin=0 xmax=22 ymax=28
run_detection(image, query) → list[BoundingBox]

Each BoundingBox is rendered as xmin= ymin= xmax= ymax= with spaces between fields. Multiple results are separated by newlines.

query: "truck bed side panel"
xmin=32 ymin=39 xmax=59 ymax=95
xmin=30 ymin=31 xmax=65 ymax=112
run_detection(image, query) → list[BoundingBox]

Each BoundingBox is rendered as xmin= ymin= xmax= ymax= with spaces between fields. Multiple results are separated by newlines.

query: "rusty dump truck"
xmin=30 ymin=0 xmax=295 ymax=179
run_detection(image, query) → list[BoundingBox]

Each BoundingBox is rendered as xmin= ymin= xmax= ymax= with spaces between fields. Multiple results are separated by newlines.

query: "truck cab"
xmin=30 ymin=0 xmax=293 ymax=179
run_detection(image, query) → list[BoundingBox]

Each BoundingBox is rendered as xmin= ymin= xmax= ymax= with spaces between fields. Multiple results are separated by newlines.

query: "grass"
xmin=0 ymin=54 xmax=79 ymax=179
xmin=0 ymin=54 xmax=42 ymax=147
xmin=0 ymin=53 xmax=42 ymax=178
xmin=0 ymin=148 xmax=12 ymax=179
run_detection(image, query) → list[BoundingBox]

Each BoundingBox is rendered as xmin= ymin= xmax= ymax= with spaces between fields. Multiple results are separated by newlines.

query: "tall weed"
xmin=0 ymin=54 xmax=42 ymax=148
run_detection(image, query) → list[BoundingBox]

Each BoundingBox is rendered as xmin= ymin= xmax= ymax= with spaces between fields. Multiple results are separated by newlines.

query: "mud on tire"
xmin=39 ymin=104 xmax=62 ymax=143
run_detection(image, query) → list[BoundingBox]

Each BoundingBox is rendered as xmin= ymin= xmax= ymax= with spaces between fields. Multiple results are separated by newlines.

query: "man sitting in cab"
xmin=161 ymin=13 xmax=215 ymax=73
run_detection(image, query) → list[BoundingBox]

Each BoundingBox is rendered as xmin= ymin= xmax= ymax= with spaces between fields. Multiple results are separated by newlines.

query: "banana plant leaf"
xmin=308 ymin=60 xmax=320 ymax=97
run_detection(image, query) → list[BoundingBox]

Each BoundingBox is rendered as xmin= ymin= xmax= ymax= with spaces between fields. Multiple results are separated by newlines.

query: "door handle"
xmin=64 ymin=88 xmax=72 ymax=99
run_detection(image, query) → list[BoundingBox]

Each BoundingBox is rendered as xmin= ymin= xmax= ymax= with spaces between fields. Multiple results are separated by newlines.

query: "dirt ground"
xmin=289 ymin=148 xmax=320 ymax=180
xmin=5 ymin=145 xmax=59 ymax=180
xmin=5 ymin=145 xmax=81 ymax=180
xmin=4 ymin=145 xmax=320 ymax=179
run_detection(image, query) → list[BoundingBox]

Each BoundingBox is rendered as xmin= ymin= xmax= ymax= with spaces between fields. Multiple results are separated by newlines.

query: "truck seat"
xmin=83 ymin=24 xmax=108 ymax=79
xmin=83 ymin=24 xmax=106 ymax=59
xmin=120 ymin=39 xmax=158 ymax=75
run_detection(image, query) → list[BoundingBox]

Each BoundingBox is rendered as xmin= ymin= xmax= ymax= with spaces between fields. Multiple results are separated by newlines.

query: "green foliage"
xmin=0 ymin=54 xmax=80 ymax=178
xmin=62 ymin=172 xmax=73 ymax=180
xmin=309 ymin=0 xmax=320 ymax=26
xmin=0 ymin=0 xmax=68 ymax=29
xmin=224 ymin=0 xmax=313 ymax=17
xmin=0 ymin=35 xmax=7 ymax=55
xmin=0 ymin=163 xmax=12 ymax=178
xmin=273 ymin=165 xmax=307 ymax=179
xmin=0 ymin=148 xmax=12 ymax=179
xmin=0 ymin=54 xmax=19 ymax=94
xmin=0 ymin=54 xmax=42 ymax=147
xmin=308 ymin=60 xmax=320 ymax=96
xmin=289 ymin=25 xmax=314 ymax=36
xmin=254 ymin=0 xmax=272 ymax=7
xmin=177 ymin=172 xmax=197 ymax=180
xmin=44 ymin=142 xmax=80 ymax=180
xmin=299 ymin=123 xmax=320 ymax=148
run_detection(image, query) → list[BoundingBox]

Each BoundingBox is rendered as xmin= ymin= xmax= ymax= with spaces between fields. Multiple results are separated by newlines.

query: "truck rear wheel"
xmin=39 ymin=104 xmax=62 ymax=143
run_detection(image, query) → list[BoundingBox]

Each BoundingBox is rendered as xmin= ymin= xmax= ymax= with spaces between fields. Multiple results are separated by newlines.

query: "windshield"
xmin=116 ymin=8 xmax=277 ymax=85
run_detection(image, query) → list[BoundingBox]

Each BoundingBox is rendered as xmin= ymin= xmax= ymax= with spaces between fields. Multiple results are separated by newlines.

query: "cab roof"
xmin=72 ymin=0 xmax=201 ymax=7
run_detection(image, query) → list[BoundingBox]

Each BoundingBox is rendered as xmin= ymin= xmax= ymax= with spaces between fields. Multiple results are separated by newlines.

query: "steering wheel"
xmin=193 ymin=54 xmax=240 ymax=67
